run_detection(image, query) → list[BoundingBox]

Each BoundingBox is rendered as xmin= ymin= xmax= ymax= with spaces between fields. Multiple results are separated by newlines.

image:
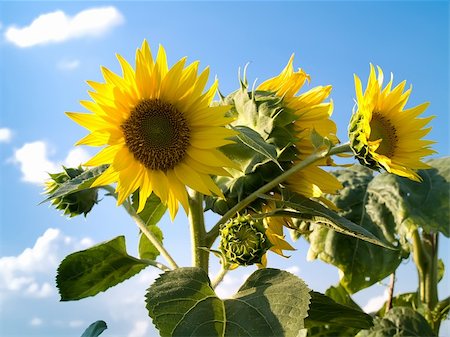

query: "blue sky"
xmin=0 ymin=1 xmax=449 ymax=337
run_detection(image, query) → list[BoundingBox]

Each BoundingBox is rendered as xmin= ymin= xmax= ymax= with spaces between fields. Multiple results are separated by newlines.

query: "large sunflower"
xmin=258 ymin=55 xmax=342 ymax=199
xmin=67 ymin=40 xmax=236 ymax=218
xmin=349 ymin=65 xmax=435 ymax=181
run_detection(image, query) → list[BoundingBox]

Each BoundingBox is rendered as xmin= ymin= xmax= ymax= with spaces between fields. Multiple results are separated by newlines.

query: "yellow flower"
xmin=67 ymin=40 xmax=236 ymax=219
xmin=349 ymin=65 xmax=435 ymax=181
xmin=261 ymin=201 xmax=295 ymax=258
xmin=258 ymin=55 xmax=342 ymax=199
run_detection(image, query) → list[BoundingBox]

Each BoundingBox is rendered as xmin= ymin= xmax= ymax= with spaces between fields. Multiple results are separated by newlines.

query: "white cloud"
xmin=57 ymin=59 xmax=80 ymax=70
xmin=363 ymin=289 xmax=389 ymax=313
xmin=68 ymin=320 xmax=85 ymax=328
xmin=5 ymin=6 xmax=124 ymax=48
xmin=286 ymin=265 xmax=301 ymax=275
xmin=0 ymin=127 xmax=13 ymax=143
xmin=0 ymin=228 xmax=93 ymax=299
xmin=30 ymin=317 xmax=43 ymax=326
xmin=127 ymin=320 xmax=150 ymax=337
xmin=12 ymin=141 xmax=91 ymax=185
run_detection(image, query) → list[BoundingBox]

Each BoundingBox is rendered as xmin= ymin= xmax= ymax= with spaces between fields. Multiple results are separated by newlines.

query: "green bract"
xmin=45 ymin=166 xmax=98 ymax=217
xmin=206 ymin=80 xmax=299 ymax=215
xmin=219 ymin=214 xmax=271 ymax=266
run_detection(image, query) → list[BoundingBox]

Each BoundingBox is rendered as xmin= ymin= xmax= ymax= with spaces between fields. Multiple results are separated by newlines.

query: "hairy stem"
xmin=101 ymin=186 xmax=179 ymax=270
xmin=211 ymin=267 xmax=229 ymax=289
xmin=386 ymin=272 xmax=396 ymax=314
xmin=188 ymin=189 xmax=209 ymax=272
xmin=205 ymin=142 xmax=353 ymax=247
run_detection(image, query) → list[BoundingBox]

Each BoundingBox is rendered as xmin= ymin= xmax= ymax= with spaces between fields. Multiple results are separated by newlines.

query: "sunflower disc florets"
xmin=219 ymin=214 xmax=272 ymax=266
xmin=45 ymin=167 xmax=98 ymax=217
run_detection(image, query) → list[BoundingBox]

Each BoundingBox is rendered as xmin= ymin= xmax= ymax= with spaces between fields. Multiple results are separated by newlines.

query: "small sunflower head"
xmin=219 ymin=214 xmax=271 ymax=266
xmin=44 ymin=167 xmax=98 ymax=217
xmin=349 ymin=64 xmax=435 ymax=181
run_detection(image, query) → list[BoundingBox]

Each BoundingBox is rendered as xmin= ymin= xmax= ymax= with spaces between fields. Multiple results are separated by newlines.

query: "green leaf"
xmin=306 ymin=291 xmax=373 ymax=329
xmin=132 ymin=192 xmax=167 ymax=227
xmin=139 ymin=225 xmax=163 ymax=260
xmin=376 ymin=292 xmax=418 ymax=317
xmin=231 ymin=125 xmax=283 ymax=171
xmin=356 ymin=307 xmax=436 ymax=337
xmin=43 ymin=165 xmax=108 ymax=203
xmin=277 ymin=191 xmax=394 ymax=249
xmin=438 ymin=259 xmax=445 ymax=283
xmin=80 ymin=321 xmax=107 ymax=337
xmin=146 ymin=267 xmax=311 ymax=337
xmin=57 ymin=236 xmax=149 ymax=301
xmin=366 ymin=157 xmax=450 ymax=237
xmin=325 ymin=284 xmax=362 ymax=310
xmin=302 ymin=166 xmax=406 ymax=293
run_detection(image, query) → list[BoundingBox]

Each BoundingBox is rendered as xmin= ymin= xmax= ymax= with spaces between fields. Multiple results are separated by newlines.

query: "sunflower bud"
xmin=44 ymin=166 xmax=98 ymax=217
xmin=219 ymin=214 xmax=271 ymax=266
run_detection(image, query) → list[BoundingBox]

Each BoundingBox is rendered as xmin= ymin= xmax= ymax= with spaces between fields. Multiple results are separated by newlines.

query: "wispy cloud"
xmin=57 ymin=59 xmax=80 ymax=71
xmin=30 ymin=317 xmax=43 ymax=327
xmin=0 ymin=127 xmax=13 ymax=143
xmin=11 ymin=141 xmax=91 ymax=185
xmin=5 ymin=6 xmax=124 ymax=48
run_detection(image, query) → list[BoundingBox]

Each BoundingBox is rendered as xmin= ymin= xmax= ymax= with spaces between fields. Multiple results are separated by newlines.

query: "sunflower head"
xmin=219 ymin=214 xmax=271 ymax=267
xmin=349 ymin=65 xmax=436 ymax=181
xmin=206 ymin=55 xmax=342 ymax=215
xmin=67 ymin=40 xmax=237 ymax=219
xmin=44 ymin=167 xmax=98 ymax=217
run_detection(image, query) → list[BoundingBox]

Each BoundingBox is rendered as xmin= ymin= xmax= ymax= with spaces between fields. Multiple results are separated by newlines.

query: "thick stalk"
xmin=422 ymin=232 xmax=439 ymax=310
xmin=411 ymin=229 xmax=427 ymax=302
xmin=188 ymin=189 xmax=209 ymax=272
xmin=411 ymin=229 xmax=440 ymax=333
xmin=205 ymin=142 xmax=352 ymax=247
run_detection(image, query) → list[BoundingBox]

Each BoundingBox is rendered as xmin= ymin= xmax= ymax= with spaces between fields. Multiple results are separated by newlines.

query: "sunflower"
xmin=67 ymin=40 xmax=236 ymax=218
xmin=349 ymin=65 xmax=435 ymax=181
xmin=258 ymin=55 xmax=342 ymax=199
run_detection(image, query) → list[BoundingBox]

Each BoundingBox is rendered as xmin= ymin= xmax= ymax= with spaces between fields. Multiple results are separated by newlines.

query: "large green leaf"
xmin=356 ymin=307 xmax=436 ymax=337
xmin=305 ymin=166 xmax=406 ymax=293
xmin=366 ymin=157 xmax=450 ymax=237
xmin=306 ymin=291 xmax=373 ymax=329
xmin=146 ymin=267 xmax=311 ymax=337
xmin=80 ymin=321 xmax=107 ymax=337
xmin=304 ymin=286 xmax=372 ymax=337
xmin=43 ymin=165 xmax=108 ymax=202
xmin=57 ymin=236 xmax=149 ymax=301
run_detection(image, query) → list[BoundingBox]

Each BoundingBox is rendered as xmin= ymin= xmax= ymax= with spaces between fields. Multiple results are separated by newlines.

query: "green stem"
xmin=188 ymin=189 xmax=209 ymax=272
xmin=411 ymin=229 xmax=427 ymax=302
xmin=422 ymin=232 xmax=439 ymax=310
xmin=411 ymin=229 xmax=440 ymax=333
xmin=142 ymin=259 xmax=171 ymax=272
xmin=211 ymin=266 xmax=229 ymax=289
xmin=100 ymin=186 xmax=179 ymax=270
xmin=205 ymin=142 xmax=352 ymax=247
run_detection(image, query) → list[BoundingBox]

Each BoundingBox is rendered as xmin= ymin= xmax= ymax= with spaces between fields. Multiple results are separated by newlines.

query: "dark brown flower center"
xmin=121 ymin=99 xmax=190 ymax=171
xmin=369 ymin=112 xmax=398 ymax=157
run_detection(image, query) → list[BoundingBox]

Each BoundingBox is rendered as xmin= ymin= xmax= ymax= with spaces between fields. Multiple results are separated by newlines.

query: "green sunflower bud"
xmin=206 ymin=81 xmax=299 ymax=215
xmin=348 ymin=112 xmax=380 ymax=170
xmin=219 ymin=214 xmax=271 ymax=266
xmin=44 ymin=166 xmax=98 ymax=217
